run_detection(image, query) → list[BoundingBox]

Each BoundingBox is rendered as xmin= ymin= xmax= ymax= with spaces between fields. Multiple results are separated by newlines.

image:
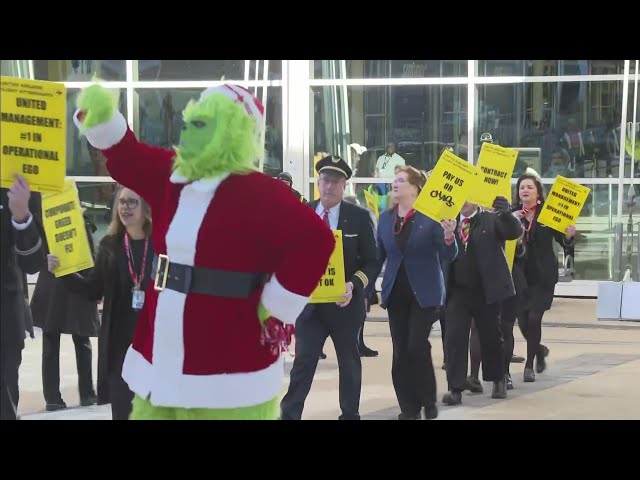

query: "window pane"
xmin=32 ymin=60 xmax=126 ymax=81
xmin=312 ymin=60 xmax=467 ymax=79
xmin=137 ymin=60 xmax=281 ymax=81
xmin=478 ymin=60 xmax=626 ymax=77
xmin=76 ymin=181 xmax=118 ymax=245
xmin=475 ymin=81 xmax=623 ymax=178
xmin=66 ymin=89 xmax=127 ymax=176
xmin=535 ymin=182 xmax=628 ymax=281
xmin=135 ymin=87 xmax=282 ymax=174
xmin=311 ymin=85 xmax=466 ymax=178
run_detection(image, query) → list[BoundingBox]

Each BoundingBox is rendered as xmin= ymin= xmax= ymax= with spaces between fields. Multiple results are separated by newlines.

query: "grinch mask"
xmin=172 ymin=93 xmax=260 ymax=181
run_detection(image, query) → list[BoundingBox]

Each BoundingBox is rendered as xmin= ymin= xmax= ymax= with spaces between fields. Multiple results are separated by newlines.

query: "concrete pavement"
xmin=18 ymin=298 xmax=640 ymax=420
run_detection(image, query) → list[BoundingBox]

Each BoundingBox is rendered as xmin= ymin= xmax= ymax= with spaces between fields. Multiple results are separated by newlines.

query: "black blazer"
xmin=1 ymin=188 xmax=46 ymax=348
xmin=515 ymin=202 xmax=575 ymax=289
xmin=63 ymin=234 xmax=154 ymax=404
xmin=447 ymin=208 xmax=523 ymax=305
xmin=308 ymin=200 xmax=378 ymax=293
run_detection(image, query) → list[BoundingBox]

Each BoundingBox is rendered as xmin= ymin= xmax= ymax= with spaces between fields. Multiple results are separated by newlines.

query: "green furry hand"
xmin=258 ymin=302 xmax=271 ymax=327
xmin=76 ymin=84 xmax=120 ymax=130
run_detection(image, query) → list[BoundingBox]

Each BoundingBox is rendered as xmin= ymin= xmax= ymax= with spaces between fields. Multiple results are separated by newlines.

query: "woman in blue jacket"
xmin=376 ymin=166 xmax=457 ymax=420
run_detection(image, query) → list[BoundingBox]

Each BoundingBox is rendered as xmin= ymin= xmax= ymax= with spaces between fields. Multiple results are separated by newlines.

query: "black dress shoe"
xmin=464 ymin=375 xmax=484 ymax=393
xmin=505 ymin=373 xmax=514 ymax=390
xmin=524 ymin=368 xmax=535 ymax=382
xmin=80 ymin=394 xmax=98 ymax=407
xmin=491 ymin=380 xmax=507 ymax=399
xmin=397 ymin=412 xmax=420 ymax=420
xmin=319 ymin=352 xmax=327 ymax=360
xmin=359 ymin=347 xmax=379 ymax=357
xmin=423 ymin=403 xmax=438 ymax=420
xmin=536 ymin=345 xmax=549 ymax=373
xmin=46 ymin=402 xmax=67 ymax=412
xmin=442 ymin=391 xmax=462 ymax=405
xmin=511 ymin=355 xmax=525 ymax=363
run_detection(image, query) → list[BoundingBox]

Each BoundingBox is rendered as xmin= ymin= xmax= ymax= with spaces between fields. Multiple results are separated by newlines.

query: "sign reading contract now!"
xmin=413 ymin=150 xmax=477 ymax=223
xmin=0 ymin=76 xmax=66 ymax=193
xmin=468 ymin=143 xmax=518 ymax=208
xmin=42 ymin=179 xmax=94 ymax=277
xmin=310 ymin=230 xmax=346 ymax=303
xmin=537 ymin=176 xmax=590 ymax=234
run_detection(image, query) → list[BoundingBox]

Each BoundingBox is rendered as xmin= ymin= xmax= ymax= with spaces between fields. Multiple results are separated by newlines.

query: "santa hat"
xmin=199 ymin=84 xmax=264 ymax=126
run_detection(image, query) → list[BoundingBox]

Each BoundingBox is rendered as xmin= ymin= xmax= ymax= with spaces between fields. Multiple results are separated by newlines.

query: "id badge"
xmin=132 ymin=288 xmax=145 ymax=311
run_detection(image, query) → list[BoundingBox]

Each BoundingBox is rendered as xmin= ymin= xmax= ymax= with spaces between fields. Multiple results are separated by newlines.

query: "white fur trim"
xmin=169 ymin=172 xmax=230 ymax=193
xmin=122 ymin=347 xmax=284 ymax=408
xmin=74 ymin=110 xmax=127 ymax=150
xmin=260 ymin=275 xmax=310 ymax=325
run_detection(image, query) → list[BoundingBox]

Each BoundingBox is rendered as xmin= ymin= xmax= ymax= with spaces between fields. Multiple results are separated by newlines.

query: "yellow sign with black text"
xmin=310 ymin=230 xmax=346 ymax=303
xmin=413 ymin=150 xmax=477 ymax=223
xmin=42 ymin=180 xmax=94 ymax=277
xmin=0 ymin=76 xmax=66 ymax=193
xmin=537 ymin=176 xmax=590 ymax=234
xmin=363 ymin=189 xmax=379 ymax=221
xmin=468 ymin=143 xmax=518 ymax=208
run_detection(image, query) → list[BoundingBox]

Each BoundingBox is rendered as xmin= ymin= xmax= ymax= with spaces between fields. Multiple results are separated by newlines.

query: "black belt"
xmin=151 ymin=254 xmax=268 ymax=299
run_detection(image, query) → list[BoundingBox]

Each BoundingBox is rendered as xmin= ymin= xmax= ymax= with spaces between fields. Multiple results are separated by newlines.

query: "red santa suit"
xmin=73 ymin=86 xmax=335 ymax=409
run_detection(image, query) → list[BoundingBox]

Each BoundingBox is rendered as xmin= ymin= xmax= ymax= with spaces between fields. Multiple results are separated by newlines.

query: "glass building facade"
xmin=3 ymin=59 xmax=638 ymax=296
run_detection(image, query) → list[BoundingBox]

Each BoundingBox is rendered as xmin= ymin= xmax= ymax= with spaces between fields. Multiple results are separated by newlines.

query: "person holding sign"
xmin=281 ymin=156 xmax=378 ymax=420
xmin=442 ymin=196 xmax=523 ymax=406
xmin=1 ymin=174 xmax=46 ymax=420
xmin=30 ymin=212 xmax=100 ymax=412
xmin=375 ymin=167 xmax=457 ymax=420
xmin=513 ymin=172 xmax=577 ymax=383
xmin=48 ymin=187 xmax=154 ymax=420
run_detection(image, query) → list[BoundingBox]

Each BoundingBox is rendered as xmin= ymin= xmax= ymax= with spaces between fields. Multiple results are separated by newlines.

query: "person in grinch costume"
xmin=74 ymin=83 xmax=335 ymax=420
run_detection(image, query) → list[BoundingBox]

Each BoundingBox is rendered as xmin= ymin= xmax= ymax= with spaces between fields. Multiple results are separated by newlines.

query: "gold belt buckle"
xmin=154 ymin=254 xmax=170 ymax=292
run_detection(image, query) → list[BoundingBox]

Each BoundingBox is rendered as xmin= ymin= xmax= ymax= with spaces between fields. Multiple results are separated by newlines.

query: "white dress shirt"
xmin=316 ymin=202 xmax=341 ymax=230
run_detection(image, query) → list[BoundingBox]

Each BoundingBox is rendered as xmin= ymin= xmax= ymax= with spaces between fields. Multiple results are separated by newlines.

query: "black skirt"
xmin=523 ymin=284 xmax=555 ymax=312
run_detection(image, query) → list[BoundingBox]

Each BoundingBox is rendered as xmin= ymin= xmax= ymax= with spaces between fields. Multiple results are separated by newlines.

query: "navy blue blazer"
xmin=376 ymin=209 xmax=457 ymax=309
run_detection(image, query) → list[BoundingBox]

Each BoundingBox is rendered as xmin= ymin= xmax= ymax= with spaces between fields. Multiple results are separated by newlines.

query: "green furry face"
xmin=172 ymin=94 xmax=260 ymax=181
xmin=178 ymin=114 xmax=218 ymax=161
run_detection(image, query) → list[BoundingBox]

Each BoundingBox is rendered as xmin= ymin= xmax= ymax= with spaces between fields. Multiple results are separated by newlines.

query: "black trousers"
xmin=387 ymin=292 xmax=438 ymax=415
xmin=109 ymin=369 xmax=134 ymax=420
xmin=42 ymin=331 xmax=94 ymax=404
xmin=0 ymin=345 xmax=23 ymax=420
xmin=445 ymin=287 xmax=504 ymax=392
xmin=281 ymin=291 xmax=364 ymax=420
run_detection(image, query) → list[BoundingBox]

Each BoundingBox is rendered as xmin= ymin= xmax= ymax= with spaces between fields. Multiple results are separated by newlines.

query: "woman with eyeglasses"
xmin=47 ymin=187 xmax=153 ymax=420
xmin=374 ymin=166 xmax=457 ymax=420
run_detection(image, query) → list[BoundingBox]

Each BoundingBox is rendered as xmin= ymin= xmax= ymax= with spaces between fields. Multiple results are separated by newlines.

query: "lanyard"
xmin=522 ymin=205 xmax=537 ymax=243
xmin=124 ymin=234 xmax=149 ymax=289
xmin=394 ymin=207 xmax=416 ymax=235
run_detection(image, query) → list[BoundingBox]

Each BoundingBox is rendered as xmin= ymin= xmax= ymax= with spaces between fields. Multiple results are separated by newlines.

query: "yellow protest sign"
xmin=468 ymin=143 xmax=518 ymax=208
xmin=363 ymin=189 xmax=379 ymax=221
xmin=537 ymin=176 xmax=590 ymax=234
xmin=413 ymin=150 xmax=477 ymax=222
xmin=42 ymin=179 xmax=94 ymax=277
xmin=0 ymin=76 xmax=66 ymax=194
xmin=310 ymin=230 xmax=346 ymax=303
xmin=505 ymin=239 xmax=517 ymax=271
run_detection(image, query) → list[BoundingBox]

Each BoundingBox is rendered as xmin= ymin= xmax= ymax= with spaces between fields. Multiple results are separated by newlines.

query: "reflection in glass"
xmin=312 ymin=60 xmax=467 ymax=79
xmin=76 ymin=182 xmax=118 ymax=245
xmin=478 ymin=60 xmax=626 ymax=77
xmin=137 ymin=60 xmax=281 ymax=81
xmin=311 ymin=85 xmax=466 ymax=177
xmin=135 ymin=87 xmax=283 ymax=175
xmin=33 ymin=60 xmax=126 ymax=81
xmin=476 ymin=81 xmax=623 ymax=178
